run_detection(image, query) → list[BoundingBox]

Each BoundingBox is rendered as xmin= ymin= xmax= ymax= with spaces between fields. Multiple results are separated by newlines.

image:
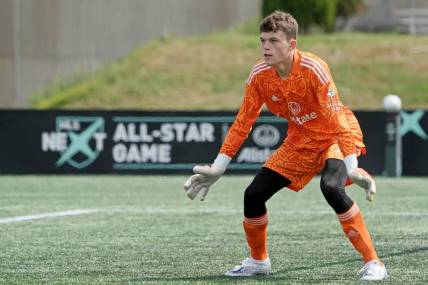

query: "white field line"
xmin=104 ymin=208 xmax=428 ymax=217
xmin=2 ymin=208 xmax=426 ymax=225
xmin=0 ymin=209 xmax=98 ymax=224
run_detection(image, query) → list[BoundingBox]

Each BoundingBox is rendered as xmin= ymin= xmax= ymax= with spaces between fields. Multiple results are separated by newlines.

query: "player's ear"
xmin=289 ymin=39 xmax=297 ymax=49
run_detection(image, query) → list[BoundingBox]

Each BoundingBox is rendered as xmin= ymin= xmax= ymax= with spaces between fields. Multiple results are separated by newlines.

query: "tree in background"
xmin=262 ymin=0 xmax=364 ymax=33
xmin=336 ymin=0 xmax=365 ymax=30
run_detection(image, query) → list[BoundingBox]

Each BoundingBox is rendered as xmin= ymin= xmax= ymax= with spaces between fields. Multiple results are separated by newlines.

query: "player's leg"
xmin=225 ymin=167 xmax=291 ymax=276
xmin=243 ymin=167 xmax=291 ymax=260
xmin=320 ymin=158 xmax=387 ymax=280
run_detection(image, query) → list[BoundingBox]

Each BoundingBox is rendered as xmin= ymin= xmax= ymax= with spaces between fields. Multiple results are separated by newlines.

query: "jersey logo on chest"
xmin=287 ymin=101 xmax=318 ymax=125
xmin=288 ymin=101 xmax=301 ymax=115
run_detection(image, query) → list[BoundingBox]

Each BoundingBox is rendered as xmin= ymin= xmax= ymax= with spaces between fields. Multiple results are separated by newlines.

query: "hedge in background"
xmin=262 ymin=0 xmax=364 ymax=33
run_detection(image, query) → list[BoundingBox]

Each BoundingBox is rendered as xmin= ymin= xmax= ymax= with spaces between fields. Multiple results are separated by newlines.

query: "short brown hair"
xmin=259 ymin=11 xmax=298 ymax=40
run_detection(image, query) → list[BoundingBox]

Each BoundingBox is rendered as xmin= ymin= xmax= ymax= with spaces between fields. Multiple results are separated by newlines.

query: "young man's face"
xmin=260 ymin=31 xmax=296 ymax=66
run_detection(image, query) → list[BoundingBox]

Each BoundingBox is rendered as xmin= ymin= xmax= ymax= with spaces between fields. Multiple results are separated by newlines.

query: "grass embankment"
xmin=31 ymin=24 xmax=428 ymax=110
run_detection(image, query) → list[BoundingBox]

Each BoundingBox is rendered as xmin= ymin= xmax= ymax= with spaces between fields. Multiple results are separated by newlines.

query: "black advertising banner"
xmin=400 ymin=110 xmax=428 ymax=176
xmin=0 ymin=110 xmax=286 ymax=174
xmin=0 ymin=110 xmax=427 ymax=175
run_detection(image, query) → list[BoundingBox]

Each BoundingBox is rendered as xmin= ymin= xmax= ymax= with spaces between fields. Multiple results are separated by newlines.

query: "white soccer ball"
xmin=383 ymin=94 xmax=402 ymax=112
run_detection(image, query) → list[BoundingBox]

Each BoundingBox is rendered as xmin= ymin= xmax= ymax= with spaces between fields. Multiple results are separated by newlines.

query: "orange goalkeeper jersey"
xmin=344 ymin=105 xmax=365 ymax=150
xmin=220 ymin=49 xmax=358 ymax=158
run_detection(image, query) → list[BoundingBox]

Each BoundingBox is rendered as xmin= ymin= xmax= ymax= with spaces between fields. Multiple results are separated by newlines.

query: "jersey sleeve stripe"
xmin=252 ymin=61 xmax=267 ymax=70
xmin=301 ymin=56 xmax=330 ymax=85
xmin=301 ymin=58 xmax=329 ymax=84
xmin=252 ymin=63 xmax=268 ymax=74
xmin=300 ymin=62 xmax=328 ymax=85
xmin=246 ymin=64 xmax=271 ymax=84
xmin=250 ymin=62 xmax=268 ymax=75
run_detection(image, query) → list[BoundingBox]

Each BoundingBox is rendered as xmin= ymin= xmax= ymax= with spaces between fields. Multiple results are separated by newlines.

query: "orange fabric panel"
xmin=343 ymin=106 xmax=365 ymax=149
xmin=219 ymin=84 xmax=264 ymax=157
xmin=264 ymin=143 xmax=343 ymax=191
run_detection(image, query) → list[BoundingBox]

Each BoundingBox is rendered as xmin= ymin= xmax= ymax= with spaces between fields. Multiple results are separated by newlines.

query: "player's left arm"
xmin=343 ymin=106 xmax=365 ymax=150
xmin=311 ymin=64 xmax=358 ymax=173
xmin=310 ymin=61 xmax=374 ymax=200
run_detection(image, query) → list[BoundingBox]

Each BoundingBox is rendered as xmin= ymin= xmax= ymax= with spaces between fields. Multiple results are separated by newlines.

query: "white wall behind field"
xmin=0 ymin=0 xmax=260 ymax=108
xmin=344 ymin=0 xmax=428 ymax=32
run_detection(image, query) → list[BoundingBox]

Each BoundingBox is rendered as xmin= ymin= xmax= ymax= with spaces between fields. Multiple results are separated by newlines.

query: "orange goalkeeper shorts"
xmin=264 ymin=143 xmax=362 ymax=192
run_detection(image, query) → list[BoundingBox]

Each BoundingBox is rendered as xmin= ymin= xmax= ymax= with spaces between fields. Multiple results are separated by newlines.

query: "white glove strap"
xmin=343 ymin=154 xmax=358 ymax=174
xmin=212 ymin=153 xmax=231 ymax=170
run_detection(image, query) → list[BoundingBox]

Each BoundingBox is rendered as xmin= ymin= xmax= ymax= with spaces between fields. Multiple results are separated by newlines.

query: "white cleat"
xmin=224 ymin=257 xmax=271 ymax=277
xmin=358 ymin=260 xmax=388 ymax=281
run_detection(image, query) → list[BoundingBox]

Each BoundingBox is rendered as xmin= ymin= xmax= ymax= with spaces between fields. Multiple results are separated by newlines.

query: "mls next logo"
xmin=41 ymin=116 xmax=107 ymax=169
xmin=401 ymin=110 xmax=428 ymax=140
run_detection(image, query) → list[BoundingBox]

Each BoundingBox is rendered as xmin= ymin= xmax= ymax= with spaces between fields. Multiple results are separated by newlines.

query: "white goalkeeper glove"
xmin=344 ymin=154 xmax=376 ymax=201
xmin=183 ymin=153 xmax=231 ymax=201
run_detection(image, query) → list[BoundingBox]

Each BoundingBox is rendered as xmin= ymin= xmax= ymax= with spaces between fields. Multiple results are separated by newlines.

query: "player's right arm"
xmin=219 ymin=83 xmax=264 ymax=158
xmin=184 ymin=77 xmax=264 ymax=201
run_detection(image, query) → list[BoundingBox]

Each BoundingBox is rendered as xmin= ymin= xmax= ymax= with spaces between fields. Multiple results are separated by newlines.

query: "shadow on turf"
xmin=119 ymin=258 xmax=360 ymax=283
xmin=121 ymin=246 xmax=428 ymax=283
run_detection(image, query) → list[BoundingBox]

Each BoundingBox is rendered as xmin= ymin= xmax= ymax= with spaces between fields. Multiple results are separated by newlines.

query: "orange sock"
xmin=338 ymin=203 xmax=379 ymax=263
xmin=243 ymin=213 xmax=268 ymax=260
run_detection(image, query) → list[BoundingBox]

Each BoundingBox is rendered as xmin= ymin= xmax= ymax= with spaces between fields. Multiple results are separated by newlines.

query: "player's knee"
xmin=320 ymin=175 xmax=339 ymax=194
xmin=244 ymin=185 xmax=268 ymax=217
xmin=320 ymin=177 xmax=353 ymax=213
xmin=244 ymin=185 xmax=266 ymax=206
xmin=320 ymin=178 xmax=339 ymax=202
xmin=243 ymin=167 xmax=288 ymax=217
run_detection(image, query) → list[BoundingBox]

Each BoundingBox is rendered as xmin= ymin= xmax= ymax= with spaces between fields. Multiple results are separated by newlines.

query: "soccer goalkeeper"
xmin=184 ymin=11 xmax=386 ymax=281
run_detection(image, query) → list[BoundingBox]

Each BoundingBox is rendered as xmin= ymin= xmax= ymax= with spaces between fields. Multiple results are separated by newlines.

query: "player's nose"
xmin=262 ymin=45 xmax=270 ymax=52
